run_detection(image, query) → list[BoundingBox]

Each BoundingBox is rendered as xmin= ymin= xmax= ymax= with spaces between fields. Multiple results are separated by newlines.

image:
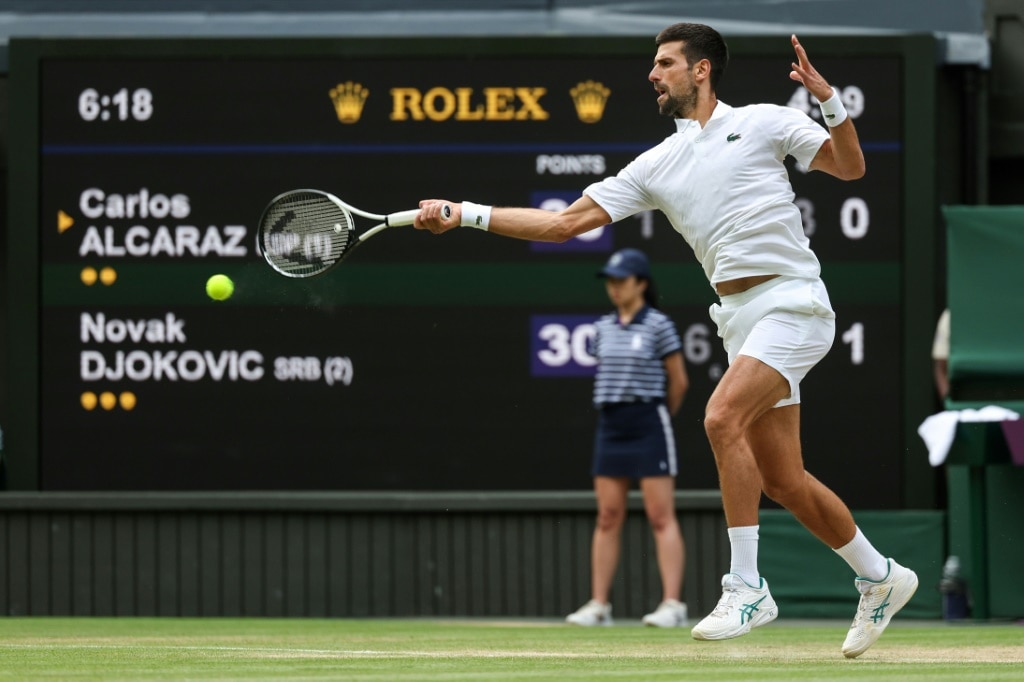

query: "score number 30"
xmin=533 ymin=319 xmax=718 ymax=376
xmin=78 ymin=88 xmax=154 ymax=122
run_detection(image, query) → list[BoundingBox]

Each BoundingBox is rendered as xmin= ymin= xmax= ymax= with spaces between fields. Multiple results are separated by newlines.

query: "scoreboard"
xmin=6 ymin=36 xmax=938 ymax=505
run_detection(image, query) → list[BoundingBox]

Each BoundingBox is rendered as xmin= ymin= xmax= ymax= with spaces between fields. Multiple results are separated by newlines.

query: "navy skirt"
xmin=592 ymin=401 xmax=677 ymax=478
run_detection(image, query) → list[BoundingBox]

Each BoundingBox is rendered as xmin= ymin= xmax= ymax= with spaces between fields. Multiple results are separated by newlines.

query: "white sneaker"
xmin=642 ymin=599 xmax=689 ymax=627
xmin=565 ymin=599 xmax=613 ymax=626
xmin=842 ymin=558 xmax=919 ymax=658
xmin=691 ymin=574 xmax=778 ymax=640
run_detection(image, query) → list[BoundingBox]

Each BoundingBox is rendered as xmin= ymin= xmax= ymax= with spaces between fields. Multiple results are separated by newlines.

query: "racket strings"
xmin=260 ymin=191 xmax=354 ymax=277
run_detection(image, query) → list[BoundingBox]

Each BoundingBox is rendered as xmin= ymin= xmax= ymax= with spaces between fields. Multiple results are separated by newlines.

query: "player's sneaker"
xmin=642 ymin=599 xmax=689 ymax=627
xmin=841 ymin=558 xmax=919 ymax=658
xmin=565 ymin=599 xmax=613 ymax=626
xmin=691 ymin=574 xmax=778 ymax=640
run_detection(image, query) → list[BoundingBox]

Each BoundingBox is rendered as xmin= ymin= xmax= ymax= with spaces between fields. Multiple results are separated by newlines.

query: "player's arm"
xmin=788 ymin=34 xmax=866 ymax=181
xmin=664 ymin=351 xmax=688 ymax=416
xmin=415 ymin=195 xmax=612 ymax=242
xmin=808 ymin=123 xmax=865 ymax=181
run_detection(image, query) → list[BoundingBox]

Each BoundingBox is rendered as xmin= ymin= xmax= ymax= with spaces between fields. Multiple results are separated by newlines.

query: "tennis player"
xmin=415 ymin=23 xmax=918 ymax=657
xmin=566 ymin=248 xmax=690 ymax=628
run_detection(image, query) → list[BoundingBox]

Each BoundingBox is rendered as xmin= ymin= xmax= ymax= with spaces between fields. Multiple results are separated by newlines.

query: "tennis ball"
xmin=206 ymin=274 xmax=234 ymax=301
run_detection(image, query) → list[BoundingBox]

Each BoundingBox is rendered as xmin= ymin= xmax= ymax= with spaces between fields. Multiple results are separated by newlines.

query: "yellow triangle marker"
xmin=57 ymin=210 xmax=74 ymax=233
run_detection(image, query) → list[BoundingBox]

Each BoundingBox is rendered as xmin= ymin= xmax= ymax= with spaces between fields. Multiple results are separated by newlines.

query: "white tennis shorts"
xmin=709 ymin=276 xmax=836 ymax=407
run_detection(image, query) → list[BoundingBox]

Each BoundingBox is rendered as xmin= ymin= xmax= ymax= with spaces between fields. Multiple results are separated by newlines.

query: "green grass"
xmin=0 ymin=618 xmax=1020 ymax=681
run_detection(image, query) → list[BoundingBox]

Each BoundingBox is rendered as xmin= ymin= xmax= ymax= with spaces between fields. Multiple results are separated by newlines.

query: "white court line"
xmin=0 ymin=643 xmax=604 ymax=658
xmin=2 ymin=642 xmax=1020 ymax=663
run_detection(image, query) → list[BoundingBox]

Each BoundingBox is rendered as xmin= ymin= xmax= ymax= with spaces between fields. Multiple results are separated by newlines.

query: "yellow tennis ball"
xmin=206 ymin=274 xmax=234 ymax=301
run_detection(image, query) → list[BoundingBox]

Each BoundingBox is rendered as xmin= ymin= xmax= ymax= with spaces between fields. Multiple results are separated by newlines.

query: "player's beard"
xmin=659 ymin=80 xmax=699 ymax=119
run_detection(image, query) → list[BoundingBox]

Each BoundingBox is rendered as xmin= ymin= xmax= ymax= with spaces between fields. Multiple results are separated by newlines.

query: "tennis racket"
xmin=257 ymin=189 xmax=450 ymax=278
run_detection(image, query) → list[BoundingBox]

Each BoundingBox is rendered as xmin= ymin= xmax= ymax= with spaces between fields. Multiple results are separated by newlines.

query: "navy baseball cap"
xmin=598 ymin=248 xmax=650 ymax=279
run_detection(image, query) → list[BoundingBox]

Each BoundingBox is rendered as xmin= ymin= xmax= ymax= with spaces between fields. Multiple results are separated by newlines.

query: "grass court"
xmin=1 ymin=616 xmax=1021 ymax=680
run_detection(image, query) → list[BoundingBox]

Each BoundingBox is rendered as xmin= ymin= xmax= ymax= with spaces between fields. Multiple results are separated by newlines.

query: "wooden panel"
xmin=0 ymin=492 xmax=729 ymax=618
xmin=218 ymin=513 xmax=242 ymax=616
xmin=0 ymin=512 xmax=7 ymax=614
xmin=156 ymin=513 xmax=179 ymax=616
xmin=518 ymin=514 xmax=541 ymax=616
xmin=50 ymin=512 xmax=72 ymax=615
xmin=71 ymin=514 xmax=94 ymax=615
xmin=305 ymin=514 xmax=328 ymax=618
xmin=240 ymin=513 xmax=263 ymax=616
xmin=113 ymin=514 xmax=136 ymax=615
xmin=3 ymin=513 xmax=29 ymax=615
xmin=199 ymin=513 xmax=224 ymax=616
xmin=390 ymin=514 xmax=416 ymax=617
xmin=466 ymin=514 xmax=486 ymax=615
xmin=369 ymin=515 xmax=391 ymax=616
xmin=91 ymin=513 xmax=115 ymax=616
xmin=348 ymin=514 xmax=371 ymax=617
xmin=135 ymin=514 xmax=158 ymax=615
xmin=29 ymin=513 xmax=50 ymax=614
xmin=178 ymin=513 xmax=200 ymax=617
xmin=413 ymin=514 xmax=436 ymax=616
xmin=499 ymin=516 xmax=521 ymax=615
xmin=326 ymin=514 xmax=349 ymax=617
xmin=9 ymin=514 xmax=28 ymax=615
xmin=263 ymin=513 xmax=285 ymax=617
xmin=551 ymin=512 xmax=576 ymax=616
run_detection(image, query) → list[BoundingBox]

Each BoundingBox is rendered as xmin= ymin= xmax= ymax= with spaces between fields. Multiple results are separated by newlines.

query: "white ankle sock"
xmin=728 ymin=525 xmax=760 ymax=586
xmin=833 ymin=527 xmax=889 ymax=581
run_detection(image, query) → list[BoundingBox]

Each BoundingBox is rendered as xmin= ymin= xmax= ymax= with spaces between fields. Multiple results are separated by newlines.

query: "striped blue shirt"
xmin=591 ymin=306 xmax=682 ymax=406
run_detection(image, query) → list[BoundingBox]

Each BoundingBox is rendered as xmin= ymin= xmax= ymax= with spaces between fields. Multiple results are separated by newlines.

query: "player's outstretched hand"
xmin=415 ymin=199 xmax=460 ymax=234
xmin=789 ymin=35 xmax=834 ymax=104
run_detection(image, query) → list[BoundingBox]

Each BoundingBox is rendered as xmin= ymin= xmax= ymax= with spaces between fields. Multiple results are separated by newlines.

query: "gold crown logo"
xmin=570 ymin=80 xmax=611 ymax=123
xmin=329 ymin=81 xmax=369 ymax=124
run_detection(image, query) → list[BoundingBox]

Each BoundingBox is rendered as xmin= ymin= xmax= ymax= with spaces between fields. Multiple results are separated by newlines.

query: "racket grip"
xmin=385 ymin=202 xmax=450 ymax=224
xmin=386 ymin=205 xmax=452 ymax=227
xmin=386 ymin=209 xmax=421 ymax=226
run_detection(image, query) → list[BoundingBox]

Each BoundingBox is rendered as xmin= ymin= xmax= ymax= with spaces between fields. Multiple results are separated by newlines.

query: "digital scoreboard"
xmin=6 ymin=36 xmax=938 ymax=505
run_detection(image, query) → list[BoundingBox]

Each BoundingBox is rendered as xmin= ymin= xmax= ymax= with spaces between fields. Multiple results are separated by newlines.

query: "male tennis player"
xmin=414 ymin=23 xmax=917 ymax=658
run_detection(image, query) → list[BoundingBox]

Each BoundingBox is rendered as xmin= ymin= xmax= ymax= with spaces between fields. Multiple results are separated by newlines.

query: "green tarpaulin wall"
xmin=943 ymin=205 xmax=1024 ymax=406
xmin=759 ymin=510 xmax=943 ymax=618
xmin=938 ymin=205 xmax=1024 ymax=619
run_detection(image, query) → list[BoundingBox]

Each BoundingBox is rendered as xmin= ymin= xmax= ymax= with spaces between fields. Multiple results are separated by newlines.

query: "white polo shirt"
xmin=583 ymin=101 xmax=829 ymax=288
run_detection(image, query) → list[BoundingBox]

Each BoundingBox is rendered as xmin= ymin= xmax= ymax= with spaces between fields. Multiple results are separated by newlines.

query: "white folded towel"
xmin=917 ymin=406 xmax=1021 ymax=466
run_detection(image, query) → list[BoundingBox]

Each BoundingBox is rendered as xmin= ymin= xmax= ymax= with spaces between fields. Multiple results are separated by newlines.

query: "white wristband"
xmin=461 ymin=201 xmax=492 ymax=231
xmin=818 ymin=87 xmax=848 ymax=128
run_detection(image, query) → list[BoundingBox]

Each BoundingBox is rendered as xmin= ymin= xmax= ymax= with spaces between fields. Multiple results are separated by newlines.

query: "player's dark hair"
xmin=655 ymin=23 xmax=729 ymax=91
xmin=640 ymin=276 xmax=659 ymax=308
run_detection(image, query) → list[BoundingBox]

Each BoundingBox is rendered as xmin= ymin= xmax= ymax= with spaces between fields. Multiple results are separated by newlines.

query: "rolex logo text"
xmin=389 ymin=87 xmax=549 ymax=121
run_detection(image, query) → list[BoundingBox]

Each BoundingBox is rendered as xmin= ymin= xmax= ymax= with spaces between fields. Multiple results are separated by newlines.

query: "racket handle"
xmin=386 ymin=204 xmax=452 ymax=227
xmin=386 ymin=209 xmax=421 ymax=226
